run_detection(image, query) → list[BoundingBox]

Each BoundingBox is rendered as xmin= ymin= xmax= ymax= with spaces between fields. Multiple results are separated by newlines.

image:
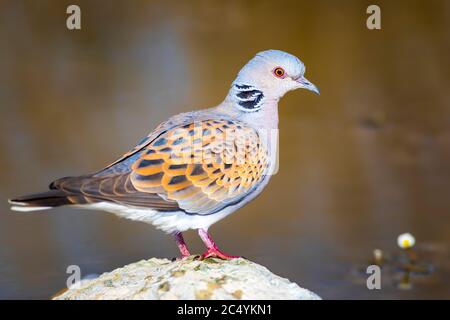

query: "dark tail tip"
xmin=9 ymin=190 xmax=70 ymax=212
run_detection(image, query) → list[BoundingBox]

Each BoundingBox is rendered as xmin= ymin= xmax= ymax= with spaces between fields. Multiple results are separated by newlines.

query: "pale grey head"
xmin=229 ymin=49 xmax=319 ymax=112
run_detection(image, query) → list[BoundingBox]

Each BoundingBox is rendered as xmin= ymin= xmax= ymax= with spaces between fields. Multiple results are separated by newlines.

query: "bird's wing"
xmin=129 ymin=119 xmax=270 ymax=214
xmin=51 ymin=118 xmax=270 ymax=215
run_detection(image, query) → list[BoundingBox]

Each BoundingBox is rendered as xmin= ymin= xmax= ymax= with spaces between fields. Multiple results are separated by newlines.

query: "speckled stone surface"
xmin=54 ymin=257 xmax=321 ymax=300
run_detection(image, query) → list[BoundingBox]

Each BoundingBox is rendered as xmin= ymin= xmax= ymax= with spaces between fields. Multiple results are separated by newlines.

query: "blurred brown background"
xmin=0 ymin=0 xmax=449 ymax=299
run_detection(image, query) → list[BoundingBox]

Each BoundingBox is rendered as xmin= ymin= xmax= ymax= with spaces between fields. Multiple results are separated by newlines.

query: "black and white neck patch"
xmin=234 ymin=84 xmax=264 ymax=112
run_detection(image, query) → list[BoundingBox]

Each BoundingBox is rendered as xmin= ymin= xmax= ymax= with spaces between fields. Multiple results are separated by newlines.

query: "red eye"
xmin=273 ymin=67 xmax=285 ymax=78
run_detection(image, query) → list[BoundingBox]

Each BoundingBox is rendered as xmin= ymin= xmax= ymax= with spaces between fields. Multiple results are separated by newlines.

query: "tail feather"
xmin=9 ymin=190 xmax=71 ymax=212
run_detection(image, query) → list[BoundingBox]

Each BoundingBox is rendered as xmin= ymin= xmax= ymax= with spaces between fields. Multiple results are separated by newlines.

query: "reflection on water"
xmin=1 ymin=0 xmax=450 ymax=299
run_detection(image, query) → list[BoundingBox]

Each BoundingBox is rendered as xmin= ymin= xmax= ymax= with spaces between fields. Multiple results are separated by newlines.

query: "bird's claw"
xmin=196 ymin=249 xmax=240 ymax=260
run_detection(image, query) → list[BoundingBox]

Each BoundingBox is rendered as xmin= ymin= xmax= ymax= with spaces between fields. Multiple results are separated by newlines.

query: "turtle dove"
xmin=9 ymin=50 xmax=319 ymax=259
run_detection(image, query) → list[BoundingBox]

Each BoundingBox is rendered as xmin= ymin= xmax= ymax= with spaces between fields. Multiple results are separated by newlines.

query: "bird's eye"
xmin=273 ymin=67 xmax=285 ymax=78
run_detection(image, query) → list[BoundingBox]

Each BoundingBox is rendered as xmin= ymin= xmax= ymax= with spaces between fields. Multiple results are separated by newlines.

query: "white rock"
xmin=53 ymin=257 xmax=321 ymax=300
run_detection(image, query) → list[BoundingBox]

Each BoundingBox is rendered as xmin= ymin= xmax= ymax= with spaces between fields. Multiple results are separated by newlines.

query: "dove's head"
xmin=230 ymin=49 xmax=319 ymax=112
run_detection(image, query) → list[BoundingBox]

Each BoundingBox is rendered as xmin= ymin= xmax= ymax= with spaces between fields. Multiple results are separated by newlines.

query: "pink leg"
xmin=198 ymin=228 xmax=240 ymax=260
xmin=173 ymin=232 xmax=191 ymax=258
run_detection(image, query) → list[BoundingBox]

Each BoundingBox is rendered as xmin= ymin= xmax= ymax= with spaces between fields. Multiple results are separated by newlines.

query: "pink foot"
xmin=197 ymin=228 xmax=240 ymax=260
xmin=199 ymin=248 xmax=240 ymax=260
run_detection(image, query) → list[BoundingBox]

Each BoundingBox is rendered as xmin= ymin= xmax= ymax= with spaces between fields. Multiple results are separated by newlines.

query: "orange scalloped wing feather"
xmin=130 ymin=119 xmax=269 ymax=214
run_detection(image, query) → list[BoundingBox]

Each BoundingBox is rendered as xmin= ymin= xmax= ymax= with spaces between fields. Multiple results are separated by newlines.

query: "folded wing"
xmin=51 ymin=119 xmax=269 ymax=215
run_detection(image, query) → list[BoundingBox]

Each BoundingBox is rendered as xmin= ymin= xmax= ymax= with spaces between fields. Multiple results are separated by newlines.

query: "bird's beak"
xmin=296 ymin=76 xmax=320 ymax=95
